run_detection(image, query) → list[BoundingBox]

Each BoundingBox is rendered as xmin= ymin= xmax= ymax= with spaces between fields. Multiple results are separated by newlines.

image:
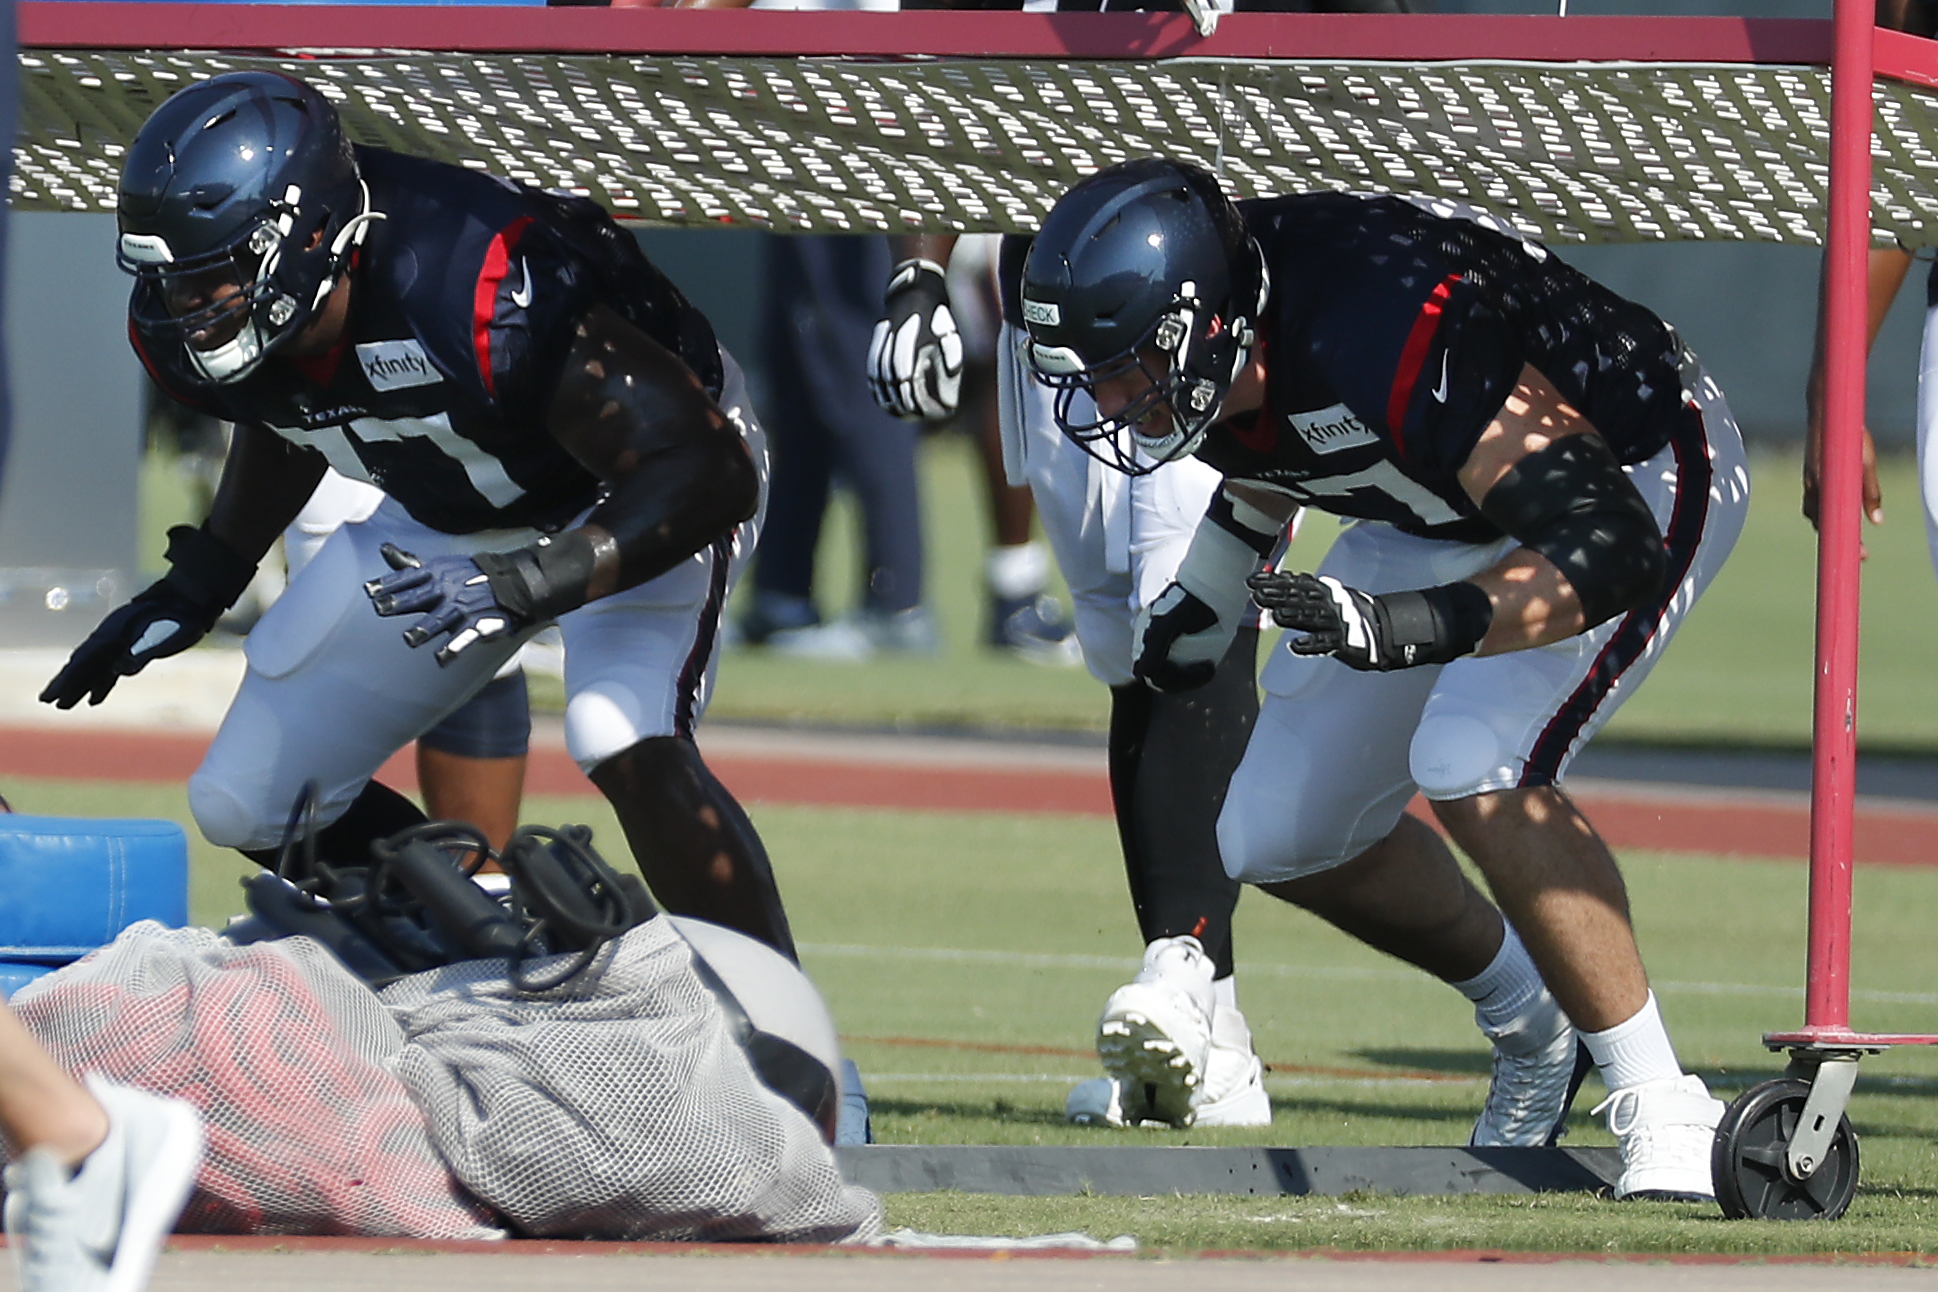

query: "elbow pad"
xmin=1477 ymin=434 xmax=1666 ymax=630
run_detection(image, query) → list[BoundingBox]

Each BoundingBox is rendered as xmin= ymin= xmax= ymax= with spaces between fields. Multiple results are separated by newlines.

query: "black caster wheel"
xmin=1712 ymin=1077 xmax=1860 ymax=1220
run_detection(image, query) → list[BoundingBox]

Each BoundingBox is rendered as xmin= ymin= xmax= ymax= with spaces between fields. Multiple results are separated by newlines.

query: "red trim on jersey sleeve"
xmin=1385 ymin=273 xmax=1460 ymax=458
xmin=473 ymin=215 xmax=534 ymax=398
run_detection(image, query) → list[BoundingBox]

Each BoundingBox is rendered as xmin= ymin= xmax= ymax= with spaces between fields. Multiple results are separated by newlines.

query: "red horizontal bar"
xmin=1875 ymin=24 xmax=1938 ymax=89
xmin=1764 ymin=1029 xmax=1938 ymax=1048
xmin=18 ymin=6 xmax=1832 ymax=63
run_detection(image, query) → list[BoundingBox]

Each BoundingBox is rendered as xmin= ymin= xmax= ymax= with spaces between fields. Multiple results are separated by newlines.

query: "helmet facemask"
xmin=1030 ymin=269 xmax=1260 ymax=477
xmin=122 ymin=180 xmax=374 ymax=385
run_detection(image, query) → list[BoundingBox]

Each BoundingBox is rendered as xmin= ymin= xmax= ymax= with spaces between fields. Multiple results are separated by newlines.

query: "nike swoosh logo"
xmin=509 ymin=259 xmax=532 ymax=309
xmin=1430 ymin=352 xmax=1451 ymax=403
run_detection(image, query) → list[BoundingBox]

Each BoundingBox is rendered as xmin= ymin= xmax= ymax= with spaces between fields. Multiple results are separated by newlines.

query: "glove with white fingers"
xmin=1132 ymin=520 xmax=1265 ymax=693
xmin=1247 ymin=571 xmax=1493 ymax=672
xmin=365 ymin=544 xmax=532 ymax=667
xmin=867 ymin=259 xmax=963 ymax=422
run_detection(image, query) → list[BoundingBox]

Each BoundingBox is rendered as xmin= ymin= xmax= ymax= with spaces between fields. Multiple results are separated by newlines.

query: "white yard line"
xmin=800 ymin=943 xmax=1938 ymax=1007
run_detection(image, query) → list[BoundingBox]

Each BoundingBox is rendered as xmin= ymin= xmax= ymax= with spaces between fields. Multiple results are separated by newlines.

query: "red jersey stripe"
xmin=1385 ymin=273 xmax=1459 ymax=459
xmin=472 ymin=215 xmax=533 ymax=398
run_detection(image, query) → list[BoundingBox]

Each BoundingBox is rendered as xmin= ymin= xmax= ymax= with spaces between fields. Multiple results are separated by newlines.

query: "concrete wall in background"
xmin=1563 ymin=240 xmax=1930 ymax=448
xmin=0 ymin=213 xmax=142 ymax=649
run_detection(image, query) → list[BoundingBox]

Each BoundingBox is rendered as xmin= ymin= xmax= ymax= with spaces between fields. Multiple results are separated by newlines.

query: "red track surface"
xmin=3 ymin=724 xmax=1935 ymax=867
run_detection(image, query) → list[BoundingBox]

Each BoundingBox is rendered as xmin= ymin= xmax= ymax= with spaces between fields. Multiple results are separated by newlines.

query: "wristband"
xmin=158 ymin=524 xmax=257 ymax=615
xmin=1374 ymin=581 xmax=1494 ymax=667
xmin=473 ymin=531 xmax=606 ymax=624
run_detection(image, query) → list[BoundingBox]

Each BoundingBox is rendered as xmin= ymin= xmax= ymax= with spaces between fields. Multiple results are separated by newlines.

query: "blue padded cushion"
xmin=0 ymin=816 xmax=188 ymax=957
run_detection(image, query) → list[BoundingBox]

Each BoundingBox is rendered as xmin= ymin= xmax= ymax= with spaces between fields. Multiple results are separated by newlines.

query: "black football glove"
xmin=1131 ymin=582 xmax=1229 ymax=693
xmin=40 ymin=525 xmax=256 ymax=709
xmin=1247 ymin=571 xmax=1492 ymax=672
xmin=365 ymin=544 xmax=532 ymax=667
xmin=867 ymin=258 xmax=963 ymax=422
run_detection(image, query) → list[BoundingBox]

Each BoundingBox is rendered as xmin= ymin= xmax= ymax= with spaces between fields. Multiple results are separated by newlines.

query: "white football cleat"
xmin=1470 ymin=987 xmax=1591 ymax=1148
xmin=5 ymin=1076 xmax=205 ymax=1292
xmin=1592 ymin=1074 xmax=1725 ymax=1202
xmin=1064 ymin=1075 xmax=1152 ymax=1128
xmin=1067 ymin=1003 xmax=1271 ymax=1128
xmin=1191 ymin=1005 xmax=1272 ymax=1128
xmin=1092 ymin=936 xmax=1217 ymax=1127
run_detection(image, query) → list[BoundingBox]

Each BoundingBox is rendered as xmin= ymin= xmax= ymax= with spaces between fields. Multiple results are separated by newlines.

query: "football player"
xmin=873 ymin=235 xmax=1274 ymax=1129
xmin=1019 ymin=159 xmax=1750 ymax=1200
xmin=40 ymin=71 xmax=796 ymax=960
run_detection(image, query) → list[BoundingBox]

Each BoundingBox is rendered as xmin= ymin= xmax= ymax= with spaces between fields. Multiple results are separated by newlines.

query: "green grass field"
xmin=10 ymin=770 xmax=1938 ymax=1254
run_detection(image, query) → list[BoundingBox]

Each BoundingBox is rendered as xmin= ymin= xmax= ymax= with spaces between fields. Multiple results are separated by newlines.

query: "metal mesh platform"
xmin=17 ymin=30 xmax=1938 ymax=246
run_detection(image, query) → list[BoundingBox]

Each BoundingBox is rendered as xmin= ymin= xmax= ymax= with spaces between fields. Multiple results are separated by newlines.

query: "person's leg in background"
xmin=739 ymin=232 xmax=838 ymax=646
xmin=947 ymin=235 xmax=1079 ymax=664
xmin=749 ymin=235 xmax=931 ymax=660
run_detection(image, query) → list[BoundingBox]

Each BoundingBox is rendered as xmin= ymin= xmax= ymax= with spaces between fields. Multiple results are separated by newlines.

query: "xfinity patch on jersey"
xmin=1288 ymin=404 xmax=1379 ymax=455
xmin=357 ymin=339 xmax=444 ymax=392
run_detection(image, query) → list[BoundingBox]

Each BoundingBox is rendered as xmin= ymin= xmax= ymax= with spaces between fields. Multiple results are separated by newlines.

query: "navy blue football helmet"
xmin=117 ymin=71 xmax=376 ymax=383
xmin=1021 ymin=158 xmax=1266 ymax=474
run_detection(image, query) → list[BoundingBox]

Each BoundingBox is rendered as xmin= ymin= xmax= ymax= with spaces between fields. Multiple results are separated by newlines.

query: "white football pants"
xmin=1219 ymin=358 xmax=1751 ymax=884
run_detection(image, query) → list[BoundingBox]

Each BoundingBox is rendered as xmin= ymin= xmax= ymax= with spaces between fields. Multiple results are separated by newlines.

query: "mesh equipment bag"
xmin=9 ymin=923 xmax=500 ymax=1239
xmin=381 ymin=916 xmax=881 ymax=1243
xmin=12 ymin=920 xmax=880 ymax=1243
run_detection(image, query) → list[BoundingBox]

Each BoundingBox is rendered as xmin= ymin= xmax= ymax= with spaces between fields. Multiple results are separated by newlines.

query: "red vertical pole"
xmin=1808 ymin=0 xmax=1874 ymax=1035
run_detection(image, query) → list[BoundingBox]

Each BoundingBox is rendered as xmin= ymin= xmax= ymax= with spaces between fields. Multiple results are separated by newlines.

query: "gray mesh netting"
xmin=17 ymin=49 xmax=1938 ymax=246
xmin=10 ymin=920 xmax=881 ymax=1244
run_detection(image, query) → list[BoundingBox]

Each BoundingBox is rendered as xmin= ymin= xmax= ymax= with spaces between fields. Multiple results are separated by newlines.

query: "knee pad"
xmin=1216 ymin=761 xmax=1383 ymax=885
xmin=188 ymin=768 xmax=272 ymax=851
xmin=1410 ymin=710 xmax=1509 ymax=801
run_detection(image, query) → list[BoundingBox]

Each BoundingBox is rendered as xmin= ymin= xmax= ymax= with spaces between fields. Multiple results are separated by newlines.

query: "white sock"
xmin=1213 ymin=974 xmax=1237 ymax=1011
xmin=1452 ymin=922 xmax=1544 ymax=1037
xmin=986 ymin=541 xmax=1049 ymax=600
xmin=1580 ymin=992 xmax=1683 ymax=1092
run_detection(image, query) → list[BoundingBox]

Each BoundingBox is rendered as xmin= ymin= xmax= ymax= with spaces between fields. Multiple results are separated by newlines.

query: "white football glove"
xmin=1131 ymin=519 xmax=1262 ymax=693
xmin=867 ymin=258 xmax=964 ymax=422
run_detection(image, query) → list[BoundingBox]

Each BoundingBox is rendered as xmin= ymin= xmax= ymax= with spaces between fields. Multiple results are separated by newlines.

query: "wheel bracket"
xmin=1782 ymin=1051 xmax=1860 ymax=1180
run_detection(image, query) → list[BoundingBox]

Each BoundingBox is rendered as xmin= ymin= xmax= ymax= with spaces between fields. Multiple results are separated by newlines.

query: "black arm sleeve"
xmin=1477 ymin=433 xmax=1666 ymax=630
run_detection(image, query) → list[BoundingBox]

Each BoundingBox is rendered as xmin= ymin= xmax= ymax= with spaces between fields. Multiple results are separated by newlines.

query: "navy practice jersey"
xmin=133 ymin=148 xmax=721 ymax=536
xmin=1198 ymin=193 xmax=1697 ymax=542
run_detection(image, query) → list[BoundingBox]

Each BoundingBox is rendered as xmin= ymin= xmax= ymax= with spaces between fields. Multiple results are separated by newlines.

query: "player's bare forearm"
xmin=1466 ymin=548 xmax=1584 ymax=655
xmin=204 ymin=422 xmax=328 ymax=564
xmin=547 ymin=303 xmax=759 ymax=597
xmin=1802 ymin=246 xmax=1906 ymax=532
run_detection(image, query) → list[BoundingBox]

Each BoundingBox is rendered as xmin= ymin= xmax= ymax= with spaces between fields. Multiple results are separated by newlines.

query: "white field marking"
xmin=800 ymin=944 xmax=1938 ymax=1007
xmin=864 ymin=1069 xmax=1938 ymax=1092
xmin=859 ymin=1072 xmax=1484 ymax=1089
